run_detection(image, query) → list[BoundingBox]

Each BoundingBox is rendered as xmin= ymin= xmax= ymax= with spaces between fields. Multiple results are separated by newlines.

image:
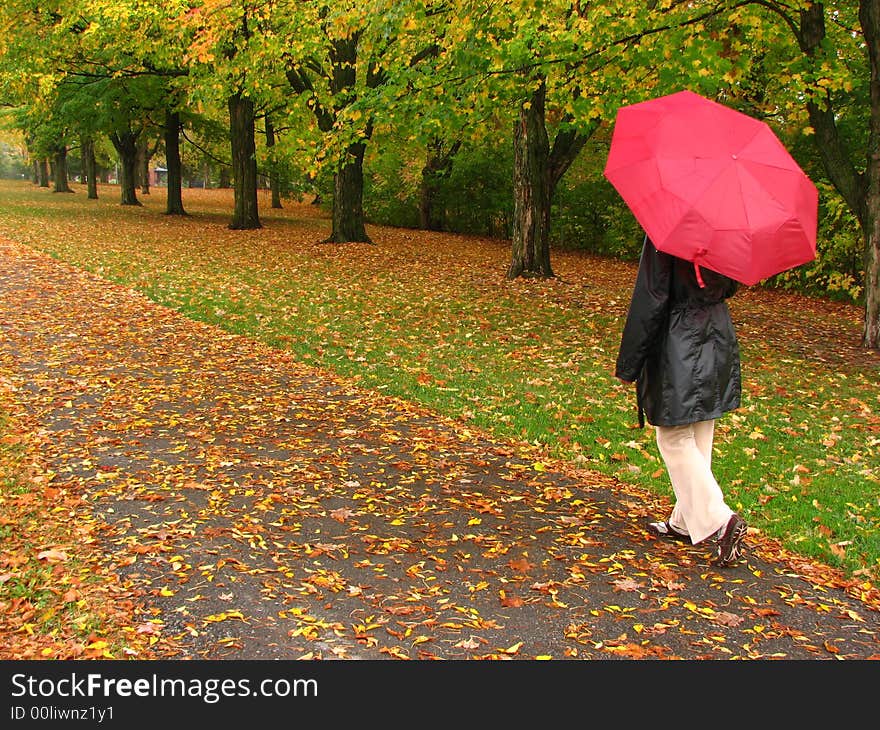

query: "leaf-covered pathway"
xmin=1 ymin=237 xmax=878 ymax=660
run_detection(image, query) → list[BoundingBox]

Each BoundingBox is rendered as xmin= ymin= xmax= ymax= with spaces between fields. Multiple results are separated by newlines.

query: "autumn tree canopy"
xmin=0 ymin=0 xmax=876 ymax=349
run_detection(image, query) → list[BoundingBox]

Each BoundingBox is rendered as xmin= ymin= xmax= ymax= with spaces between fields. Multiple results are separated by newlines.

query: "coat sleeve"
xmin=615 ymin=237 xmax=672 ymax=382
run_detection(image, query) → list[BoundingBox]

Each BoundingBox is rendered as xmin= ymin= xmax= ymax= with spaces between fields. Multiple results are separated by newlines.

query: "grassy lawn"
xmin=0 ymin=179 xmax=877 ymax=582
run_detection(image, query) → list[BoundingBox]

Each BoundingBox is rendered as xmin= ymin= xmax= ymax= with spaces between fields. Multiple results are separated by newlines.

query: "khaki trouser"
xmin=655 ymin=420 xmax=733 ymax=544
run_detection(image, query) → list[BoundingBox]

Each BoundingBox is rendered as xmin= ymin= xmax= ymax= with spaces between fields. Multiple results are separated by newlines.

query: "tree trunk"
xmin=328 ymin=141 xmax=371 ymax=243
xmin=419 ymin=138 xmax=460 ymax=231
xmin=327 ymin=35 xmax=371 ymax=243
xmin=136 ymin=139 xmax=147 ymax=194
xmin=51 ymin=146 xmax=73 ymax=193
xmin=506 ymin=81 xmax=593 ymax=280
xmin=82 ymin=137 xmax=98 ymax=199
xmin=860 ymin=0 xmax=880 ymax=348
xmin=265 ymin=116 xmax=282 ymax=209
xmin=110 ymin=129 xmax=141 ymax=206
xmin=137 ymin=138 xmax=151 ymax=195
xmin=508 ymin=81 xmax=553 ymax=279
xmin=791 ymin=2 xmax=879 ymax=348
xmin=286 ymin=32 xmax=372 ymax=242
xmin=865 ymin=191 xmax=880 ymax=350
xmin=164 ymin=109 xmax=186 ymax=216
xmin=31 ymin=159 xmax=38 ymax=184
xmin=228 ymin=92 xmax=262 ymax=229
xmin=38 ymin=159 xmax=50 ymax=188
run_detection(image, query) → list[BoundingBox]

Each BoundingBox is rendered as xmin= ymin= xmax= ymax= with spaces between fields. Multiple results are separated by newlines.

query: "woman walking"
xmin=615 ymin=235 xmax=747 ymax=567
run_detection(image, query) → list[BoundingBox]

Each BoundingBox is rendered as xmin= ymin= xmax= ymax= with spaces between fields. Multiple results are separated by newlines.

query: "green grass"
xmin=0 ymin=179 xmax=877 ymax=582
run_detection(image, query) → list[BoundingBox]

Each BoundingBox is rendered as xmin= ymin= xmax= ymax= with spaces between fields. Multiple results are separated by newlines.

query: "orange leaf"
xmin=507 ymin=558 xmax=533 ymax=573
xmin=500 ymin=592 xmax=525 ymax=608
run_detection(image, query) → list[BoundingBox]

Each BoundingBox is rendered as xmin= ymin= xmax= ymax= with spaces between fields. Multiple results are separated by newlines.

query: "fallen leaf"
xmin=36 ymin=549 xmax=68 ymax=563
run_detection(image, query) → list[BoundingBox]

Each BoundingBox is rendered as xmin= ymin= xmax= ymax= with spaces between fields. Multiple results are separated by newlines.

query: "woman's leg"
xmin=656 ymin=420 xmax=732 ymax=544
xmin=693 ymin=418 xmax=714 ymax=466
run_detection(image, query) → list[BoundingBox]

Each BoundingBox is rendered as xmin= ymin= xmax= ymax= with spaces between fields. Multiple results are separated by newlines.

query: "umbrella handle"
xmin=694 ymin=262 xmax=705 ymax=288
xmin=693 ymin=248 xmax=708 ymax=288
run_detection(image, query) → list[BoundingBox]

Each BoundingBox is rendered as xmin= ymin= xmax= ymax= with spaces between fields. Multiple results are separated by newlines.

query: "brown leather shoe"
xmin=714 ymin=514 xmax=747 ymax=567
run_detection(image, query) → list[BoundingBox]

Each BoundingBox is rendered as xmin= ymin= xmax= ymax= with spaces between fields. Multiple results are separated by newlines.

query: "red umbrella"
xmin=604 ymin=89 xmax=818 ymax=286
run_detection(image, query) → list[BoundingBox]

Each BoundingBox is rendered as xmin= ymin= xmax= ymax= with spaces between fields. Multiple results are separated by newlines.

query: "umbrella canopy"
xmin=604 ymin=89 xmax=818 ymax=286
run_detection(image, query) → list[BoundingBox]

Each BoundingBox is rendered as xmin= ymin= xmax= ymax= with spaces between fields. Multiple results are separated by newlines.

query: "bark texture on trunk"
xmin=860 ymin=0 xmax=880 ymax=348
xmin=136 ymin=139 xmax=148 ymax=195
xmin=508 ymin=82 xmax=553 ymax=279
xmin=110 ymin=129 xmax=141 ymax=206
xmin=228 ymin=92 xmax=262 ymax=230
xmin=507 ymin=79 xmax=593 ymax=280
xmin=38 ymin=159 xmax=50 ymax=188
xmin=82 ymin=137 xmax=98 ymax=199
xmin=327 ymin=35 xmax=371 ymax=243
xmin=51 ymin=147 xmax=73 ymax=193
xmin=138 ymin=138 xmax=151 ymax=195
xmin=328 ymin=142 xmax=371 ymax=243
xmin=164 ymin=109 xmax=186 ymax=216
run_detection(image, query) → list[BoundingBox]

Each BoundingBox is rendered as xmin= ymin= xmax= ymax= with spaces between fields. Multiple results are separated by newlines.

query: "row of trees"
xmin=0 ymin=1 xmax=877 ymax=349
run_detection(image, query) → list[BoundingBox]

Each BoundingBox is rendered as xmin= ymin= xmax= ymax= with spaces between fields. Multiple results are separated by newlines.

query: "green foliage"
xmin=362 ymin=138 xmax=421 ymax=229
xmin=549 ymin=139 xmax=642 ymax=259
xmin=757 ymin=112 xmax=864 ymax=301
xmin=431 ymin=140 xmax=514 ymax=238
xmin=0 ymin=1 xmax=873 ymax=303
xmin=363 ymin=131 xmax=514 ymax=237
xmin=0 ymin=1 xmax=869 ymax=306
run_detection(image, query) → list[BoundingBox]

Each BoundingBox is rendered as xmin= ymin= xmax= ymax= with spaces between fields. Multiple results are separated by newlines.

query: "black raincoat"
xmin=615 ymin=237 xmax=741 ymax=427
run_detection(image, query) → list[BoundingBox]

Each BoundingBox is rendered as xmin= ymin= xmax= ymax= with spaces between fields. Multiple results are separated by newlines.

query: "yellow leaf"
xmin=205 ymin=610 xmax=245 ymax=623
